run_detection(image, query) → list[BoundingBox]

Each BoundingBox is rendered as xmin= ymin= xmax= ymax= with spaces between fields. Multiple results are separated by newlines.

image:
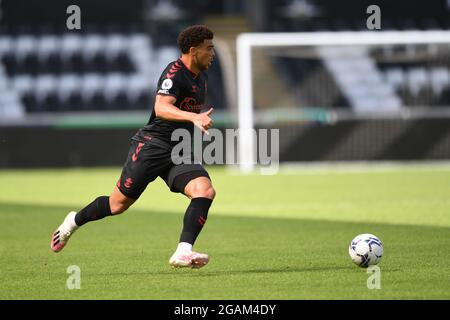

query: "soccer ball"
xmin=348 ymin=233 xmax=383 ymax=268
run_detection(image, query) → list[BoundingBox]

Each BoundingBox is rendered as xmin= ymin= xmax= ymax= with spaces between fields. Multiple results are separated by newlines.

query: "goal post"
xmin=236 ymin=30 xmax=450 ymax=173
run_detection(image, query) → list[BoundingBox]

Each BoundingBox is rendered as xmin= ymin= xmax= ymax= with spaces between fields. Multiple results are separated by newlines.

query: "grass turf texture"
xmin=0 ymin=164 xmax=449 ymax=299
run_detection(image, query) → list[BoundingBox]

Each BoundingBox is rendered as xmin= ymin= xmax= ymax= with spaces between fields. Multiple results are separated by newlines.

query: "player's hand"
xmin=193 ymin=107 xmax=214 ymax=135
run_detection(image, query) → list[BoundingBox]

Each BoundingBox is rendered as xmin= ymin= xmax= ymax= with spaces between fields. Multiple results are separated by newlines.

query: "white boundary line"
xmin=226 ymin=160 xmax=450 ymax=175
xmin=279 ymin=160 xmax=450 ymax=174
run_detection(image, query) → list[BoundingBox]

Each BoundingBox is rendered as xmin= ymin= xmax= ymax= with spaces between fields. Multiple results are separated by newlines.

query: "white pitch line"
xmin=278 ymin=161 xmax=450 ymax=175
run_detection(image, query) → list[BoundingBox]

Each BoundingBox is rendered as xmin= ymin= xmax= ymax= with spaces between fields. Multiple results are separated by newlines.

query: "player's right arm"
xmin=154 ymin=95 xmax=214 ymax=134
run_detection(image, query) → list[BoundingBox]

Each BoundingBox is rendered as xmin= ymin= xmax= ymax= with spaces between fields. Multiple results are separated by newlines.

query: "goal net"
xmin=236 ymin=31 xmax=450 ymax=172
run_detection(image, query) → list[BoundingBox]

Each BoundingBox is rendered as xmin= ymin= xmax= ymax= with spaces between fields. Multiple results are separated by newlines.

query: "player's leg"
xmin=164 ymin=166 xmax=215 ymax=268
xmin=179 ymin=176 xmax=215 ymax=247
xmin=50 ymin=140 xmax=153 ymax=253
xmin=74 ymin=186 xmax=136 ymax=226
xmin=173 ymin=176 xmax=215 ymax=268
xmin=50 ymin=186 xmax=137 ymax=253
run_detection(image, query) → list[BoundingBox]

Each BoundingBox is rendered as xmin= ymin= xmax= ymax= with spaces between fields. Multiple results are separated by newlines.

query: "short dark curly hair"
xmin=177 ymin=25 xmax=214 ymax=54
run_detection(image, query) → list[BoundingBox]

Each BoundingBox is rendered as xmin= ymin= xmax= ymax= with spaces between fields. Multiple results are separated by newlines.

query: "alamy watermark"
xmin=366 ymin=265 xmax=381 ymax=289
xmin=171 ymin=128 xmax=280 ymax=175
xmin=66 ymin=5 xmax=81 ymax=30
xmin=366 ymin=5 xmax=381 ymax=30
xmin=66 ymin=265 xmax=81 ymax=289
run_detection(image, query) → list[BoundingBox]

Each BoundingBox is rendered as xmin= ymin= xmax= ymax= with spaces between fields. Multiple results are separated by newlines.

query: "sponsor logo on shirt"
xmin=180 ymin=97 xmax=203 ymax=113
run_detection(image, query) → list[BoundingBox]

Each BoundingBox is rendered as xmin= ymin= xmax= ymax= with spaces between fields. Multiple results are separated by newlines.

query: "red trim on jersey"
xmin=165 ymin=61 xmax=182 ymax=79
xmin=169 ymin=65 xmax=181 ymax=73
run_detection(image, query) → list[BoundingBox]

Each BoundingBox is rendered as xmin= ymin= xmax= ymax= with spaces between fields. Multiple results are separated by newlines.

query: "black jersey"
xmin=134 ymin=58 xmax=208 ymax=146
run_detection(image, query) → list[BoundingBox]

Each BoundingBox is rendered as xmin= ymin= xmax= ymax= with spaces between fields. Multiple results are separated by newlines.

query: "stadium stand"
xmin=266 ymin=0 xmax=450 ymax=111
xmin=0 ymin=31 xmax=180 ymax=112
xmin=0 ymin=0 xmax=226 ymax=116
xmin=1 ymin=0 xmax=450 ymax=168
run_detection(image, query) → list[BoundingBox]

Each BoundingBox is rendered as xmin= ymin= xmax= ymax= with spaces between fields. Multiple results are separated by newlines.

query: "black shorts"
xmin=116 ymin=138 xmax=210 ymax=199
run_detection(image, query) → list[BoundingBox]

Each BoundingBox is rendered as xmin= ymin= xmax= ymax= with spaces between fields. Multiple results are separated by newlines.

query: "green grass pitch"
xmin=0 ymin=164 xmax=449 ymax=299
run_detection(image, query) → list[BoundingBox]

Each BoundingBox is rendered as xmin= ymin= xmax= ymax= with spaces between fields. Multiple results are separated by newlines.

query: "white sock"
xmin=66 ymin=212 xmax=79 ymax=231
xmin=176 ymin=242 xmax=192 ymax=253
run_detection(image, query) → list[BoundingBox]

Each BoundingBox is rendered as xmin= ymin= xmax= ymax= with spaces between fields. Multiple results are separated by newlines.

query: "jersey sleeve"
xmin=156 ymin=76 xmax=180 ymax=98
xmin=156 ymin=61 xmax=185 ymax=100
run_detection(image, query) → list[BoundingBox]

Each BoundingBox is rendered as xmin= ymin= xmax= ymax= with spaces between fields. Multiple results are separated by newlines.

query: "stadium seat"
xmin=385 ymin=68 xmax=405 ymax=89
xmin=126 ymin=75 xmax=152 ymax=106
xmin=0 ymin=37 xmax=13 ymax=56
xmin=0 ymin=21 xmax=223 ymax=114
xmin=430 ymin=67 xmax=450 ymax=96
xmin=83 ymin=35 xmax=106 ymax=62
xmin=35 ymin=75 xmax=57 ymax=106
xmin=11 ymin=75 xmax=33 ymax=95
xmin=104 ymin=73 xmax=127 ymax=106
xmin=407 ymin=68 xmax=428 ymax=97
xmin=61 ymin=35 xmax=82 ymax=63
xmin=15 ymin=36 xmax=35 ymax=63
xmin=37 ymin=35 xmax=58 ymax=64
xmin=156 ymin=46 xmax=179 ymax=66
xmin=105 ymin=34 xmax=128 ymax=62
xmin=58 ymin=74 xmax=82 ymax=106
xmin=81 ymin=73 xmax=103 ymax=103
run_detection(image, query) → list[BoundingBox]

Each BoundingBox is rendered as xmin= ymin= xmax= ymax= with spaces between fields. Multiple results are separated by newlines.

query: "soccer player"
xmin=51 ymin=25 xmax=216 ymax=269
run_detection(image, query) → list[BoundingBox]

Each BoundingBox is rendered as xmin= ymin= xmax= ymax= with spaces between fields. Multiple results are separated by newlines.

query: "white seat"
xmin=83 ymin=34 xmax=106 ymax=61
xmin=157 ymin=46 xmax=179 ymax=67
xmin=0 ymin=91 xmax=24 ymax=118
xmin=0 ymin=77 xmax=8 ymax=91
xmin=338 ymin=72 xmax=360 ymax=85
xmin=106 ymin=34 xmax=127 ymax=60
xmin=61 ymin=34 xmax=82 ymax=61
xmin=37 ymin=35 xmax=58 ymax=61
xmin=11 ymin=75 xmax=33 ymax=94
xmin=352 ymin=97 xmax=379 ymax=112
xmin=376 ymin=83 xmax=396 ymax=97
xmin=385 ymin=68 xmax=405 ymax=89
xmin=104 ymin=73 xmax=126 ymax=102
xmin=383 ymin=96 xmax=402 ymax=110
xmin=57 ymin=74 xmax=81 ymax=102
xmin=35 ymin=75 xmax=57 ymax=102
xmin=81 ymin=73 xmax=103 ymax=102
xmin=407 ymin=68 xmax=428 ymax=97
xmin=128 ymin=34 xmax=151 ymax=51
xmin=15 ymin=35 xmax=36 ymax=61
xmin=126 ymin=75 xmax=151 ymax=102
xmin=430 ymin=67 xmax=450 ymax=96
xmin=132 ymin=48 xmax=154 ymax=63
xmin=0 ymin=36 xmax=13 ymax=56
